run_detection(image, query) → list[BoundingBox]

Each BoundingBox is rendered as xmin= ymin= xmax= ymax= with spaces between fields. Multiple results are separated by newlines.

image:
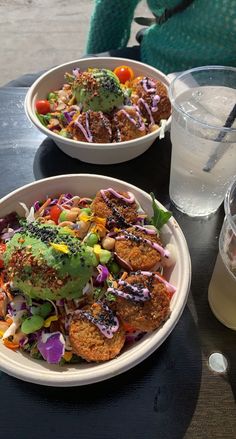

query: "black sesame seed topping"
xmin=21 ymin=222 xmax=86 ymax=255
xmin=23 ymin=222 xmax=58 ymax=243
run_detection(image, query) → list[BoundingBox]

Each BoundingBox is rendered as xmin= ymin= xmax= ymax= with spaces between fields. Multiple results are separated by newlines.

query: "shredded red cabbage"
xmin=28 ymin=331 xmax=41 ymax=343
xmin=19 ymin=336 xmax=28 ymax=347
xmin=33 ymin=201 xmax=41 ymax=212
xmin=96 ymin=264 xmax=109 ymax=284
xmin=0 ymin=212 xmax=19 ymax=234
xmin=72 ymin=67 xmax=80 ymax=77
xmin=8 ymin=295 xmax=27 ymax=315
xmin=64 ymin=193 xmax=73 ymax=199
xmin=1 ymin=228 xmax=22 ymax=241
xmin=49 ymin=198 xmax=59 ymax=206
xmin=63 ymin=111 xmax=73 ymax=124
xmin=37 ymin=331 xmax=65 ymax=364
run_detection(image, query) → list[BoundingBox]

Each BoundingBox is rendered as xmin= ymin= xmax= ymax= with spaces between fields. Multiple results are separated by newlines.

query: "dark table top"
xmin=0 ymin=86 xmax=235 ymax=439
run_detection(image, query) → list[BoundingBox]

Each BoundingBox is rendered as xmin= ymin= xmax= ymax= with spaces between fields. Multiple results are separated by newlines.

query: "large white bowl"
xmin=0 ymin=174 xmax=191 ymax=386
xmin=24 ymin=57 xmax=171 ymax=164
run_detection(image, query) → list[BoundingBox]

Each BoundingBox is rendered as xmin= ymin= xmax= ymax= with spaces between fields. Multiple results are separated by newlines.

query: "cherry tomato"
xmin=113 ymin=65 xmax=134 ymax=84
xmin=35 ymin=99 xmax=51 ymax=115
xmin=49 ymin=205 xmax=61 ymax=224
xmin=0 ymin=243 xmax=6 ymax=269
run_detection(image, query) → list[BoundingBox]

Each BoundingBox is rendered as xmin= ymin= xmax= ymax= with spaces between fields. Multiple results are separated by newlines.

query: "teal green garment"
xmin=86 ymin=0 xmax=236 ymax=74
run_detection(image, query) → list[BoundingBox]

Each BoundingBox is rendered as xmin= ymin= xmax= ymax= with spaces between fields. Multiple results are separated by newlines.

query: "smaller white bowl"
xmin=24 ymin=57 xmax=171 ymax=164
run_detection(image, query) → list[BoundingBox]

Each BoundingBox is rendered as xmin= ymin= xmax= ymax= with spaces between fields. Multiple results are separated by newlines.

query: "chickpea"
xmin=71 ymin=196 xmax=80 ymax=207
xmin=59 ymin=209 xmax=78 ymax=222
xmin=76 ymin=221 xmax=90 ymax=238
xmin=161 ymin=243 xmax=176 ymax=268
xmin=102 ymin=237 xmax=115 ymax=250
xmin=58 ymin=221 xmax=74 ymax=227
xmin=149 ymin=124 xmax=159 ymax=133
xmin=65 ymin=210 xmax=79 ymax=222
xmin=71 ymin=207 xmax=80 ymax=214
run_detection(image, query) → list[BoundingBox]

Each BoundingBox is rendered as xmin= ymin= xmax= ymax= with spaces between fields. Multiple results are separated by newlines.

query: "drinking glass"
xmin=168 ymin=66 xmax=236 ymax=217
xmin=208 ymin=178 xmax=236 ymax=329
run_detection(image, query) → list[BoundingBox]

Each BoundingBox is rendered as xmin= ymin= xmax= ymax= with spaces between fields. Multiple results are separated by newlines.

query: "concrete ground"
xmin=0 ymin=0 xmax=149 ymax=86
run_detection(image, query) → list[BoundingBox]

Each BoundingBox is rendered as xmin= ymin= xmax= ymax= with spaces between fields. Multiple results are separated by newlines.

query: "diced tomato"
xmin=49 ymin=205 xmax=61 ymax=224
xmin=113 ymin=65 xmax=134 ymax=84
xmin=0 ymin=243 xmax=6 ymax=269
xmin=35 ymin=99 xmax=51 ymax=115
xmin=123 ymin=322 xmax=136 ymax=333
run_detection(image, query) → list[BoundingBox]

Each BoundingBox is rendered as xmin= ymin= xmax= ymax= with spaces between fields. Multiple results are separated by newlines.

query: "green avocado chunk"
xmin=4 ymin=222 xmax=97 ymax=300
xmin=73 ymin=68 xmax=125 ymax=112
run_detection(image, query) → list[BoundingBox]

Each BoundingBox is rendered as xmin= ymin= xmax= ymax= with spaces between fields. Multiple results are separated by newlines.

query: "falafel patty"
xmin=91 ymin=188 xmax=138 ymax=229
xmin=109 ymin=273 xmax=171 ymax=332
xmin=131 ymin=76 xmax=171 ymax=125
xmin=69 ymin=302 xmax=125 ymax=362
xmin=112 ymin=106 xmax=146 ymax=142
xmin=67 ymin=110 xmax=112 ymax=143
xmin=114 ymin=226 xmax=165 ymax=271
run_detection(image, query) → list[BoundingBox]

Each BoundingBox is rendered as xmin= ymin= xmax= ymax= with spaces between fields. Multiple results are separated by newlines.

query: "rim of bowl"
xmin=0 ymin=174 xmax=191 ymax=386
xmin=24 ymin=57 xmax=172 ymax=149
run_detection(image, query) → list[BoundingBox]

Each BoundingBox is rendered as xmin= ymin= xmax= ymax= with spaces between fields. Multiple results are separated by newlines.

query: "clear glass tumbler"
xmin=208 ymin=178 xmax=236 ymax=329
xmin=168 ymin=66 xmax=236 ymax=217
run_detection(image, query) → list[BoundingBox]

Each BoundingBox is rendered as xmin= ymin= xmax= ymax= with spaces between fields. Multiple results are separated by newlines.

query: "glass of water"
xmin=168 ymin=66 xmax=236 ymax=217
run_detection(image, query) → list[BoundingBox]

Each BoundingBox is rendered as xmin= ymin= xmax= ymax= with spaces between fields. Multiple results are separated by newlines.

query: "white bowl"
xmin=0 ymin=174 xmax=191 ymax=386
xmin=24 ymin=57 xmax=171 ymax=164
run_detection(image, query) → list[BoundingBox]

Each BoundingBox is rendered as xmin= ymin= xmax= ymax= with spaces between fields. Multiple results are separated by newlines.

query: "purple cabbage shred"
xmin=49 ymin=198 xmax=59 ymax=206
xmin=96 ymin=264 xmax=109 ymax=284
xmin=0 ymin=212 xmax=20 ymax=234
xmin=37 ymin=332 xmax=65 ymax=364
xmin=72 ymin=67 xmax=80 ymax=77
xmin=63 ymin=112 xmax=73 ymax=124
xmin=33 ymin=201 xmax=41 ymax=212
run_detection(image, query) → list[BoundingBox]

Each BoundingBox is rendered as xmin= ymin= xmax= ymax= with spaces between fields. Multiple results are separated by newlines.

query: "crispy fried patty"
xmin=91 ymin=190 xmax=138 ymax=228
xmin=69 ymin=303 xmax=125 ymax=362
xmin=112 ymin=106 xmax=146 ymax=142
xmin=113 ymin=273 xmax=171 ymax=332
xmin=68 ymin=111 xmax=112 ymax=143
xmin=131 ymin=77 xmax=171 ymax=125
xmin=114 ymin=227 xmax=162 ymax=271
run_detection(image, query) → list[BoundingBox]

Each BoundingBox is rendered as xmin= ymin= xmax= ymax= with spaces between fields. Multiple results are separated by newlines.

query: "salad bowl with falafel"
xmin=25 ymin=58 xmax=171 ymax=164
xmin=0 ymin=175 xmax=191 ymax=386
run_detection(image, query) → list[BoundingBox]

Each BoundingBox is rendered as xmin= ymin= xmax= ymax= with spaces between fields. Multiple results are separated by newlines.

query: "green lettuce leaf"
xmin=150 ymin=192 xmax=172 ymax=230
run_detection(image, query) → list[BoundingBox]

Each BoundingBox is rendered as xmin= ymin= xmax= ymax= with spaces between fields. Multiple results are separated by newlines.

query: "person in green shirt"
xmin=86 ymin=0 xmax=236 ymax=74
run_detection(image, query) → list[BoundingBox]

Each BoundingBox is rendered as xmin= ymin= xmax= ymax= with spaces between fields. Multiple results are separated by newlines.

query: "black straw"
xmin=203 ymin=103 xmax=236 ymax=172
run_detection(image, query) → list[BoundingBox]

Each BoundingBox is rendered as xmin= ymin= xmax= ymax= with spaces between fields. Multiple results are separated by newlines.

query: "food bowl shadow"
xmin=33 ymin=134 xmax=171 ymax=206
xmin=8 ymin=305 xmax=201 ymax=439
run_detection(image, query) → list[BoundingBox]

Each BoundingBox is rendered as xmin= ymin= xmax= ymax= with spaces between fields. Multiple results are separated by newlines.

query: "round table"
xmin=0 ymin=72 xmax=235 ymax=439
